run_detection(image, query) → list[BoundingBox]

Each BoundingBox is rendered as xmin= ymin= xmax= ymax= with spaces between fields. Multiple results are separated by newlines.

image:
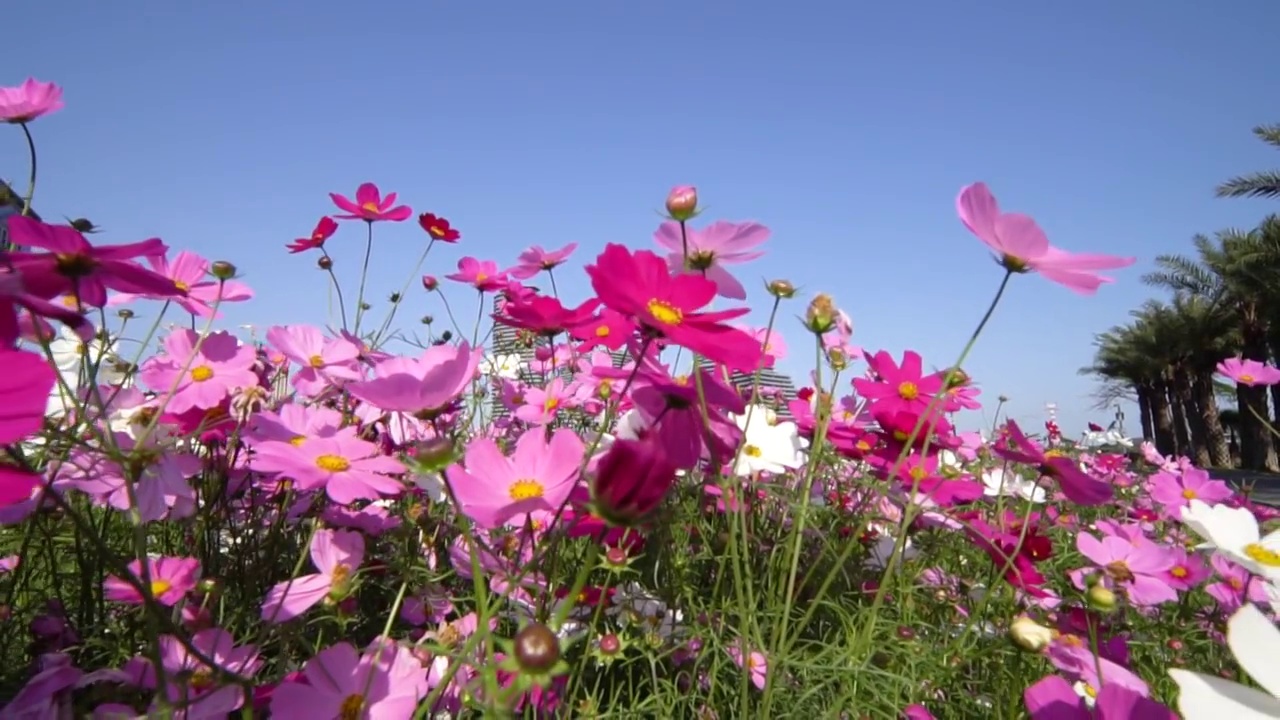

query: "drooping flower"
xmin=956 ymin=182 xmax=1136 ymax=294
xmin=993 ymin=420 xmax=1113 ymax=505
xmin=138 ymin=329 xmax=260 ymax=415
xmin=261 ymin=529 xmax=364 ymax=623
xmin=586 ymin=243 xmax=762 ymax=372
xmin=329 ymin=182 xmax=412 ymax=222
xmin=1217 ymin=357 xmax=1280 ymax=386
xmin=418 ymin=212 xmax=461 ymax=242
xmin=445 ymin=428 xmax=585 ymax=529
xmin=0 ymin=78 xmax=64 ymax=123
xmin=652 ymin=220 xmax=768 ymax=300
xmin=6 ymin=216 xmax=181 ymax=307
xmin=103 ymin=556 xmax=200 ymax=607
xmin=286 ymin=216 xmax=338 ymax=253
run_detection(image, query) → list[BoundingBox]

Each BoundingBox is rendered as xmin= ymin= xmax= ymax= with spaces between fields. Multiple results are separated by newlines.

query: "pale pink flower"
xmin=261 ymin=529 xmax=364 ymax=623
xmin=138 ymin=329 xmax=259 ymax=414
xmin=104 ymin=557 xmax=200 ymax=607
xmin=266 ymin=324 xmax=363 ymax=397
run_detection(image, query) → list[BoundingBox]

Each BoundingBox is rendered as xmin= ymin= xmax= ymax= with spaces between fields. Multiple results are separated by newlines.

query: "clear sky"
xmin=6 ymin=1 xmax=1280 ymax=435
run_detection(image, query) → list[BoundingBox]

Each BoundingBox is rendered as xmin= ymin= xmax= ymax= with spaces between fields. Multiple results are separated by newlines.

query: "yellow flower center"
xmin=339 ymin=693 xmax=365 ymax=719
xmin=61 ymin=294 xmax=80 ymax=309
xmin=429 ymin=225 xmax=445 ymax=237
xmin=892 ymin=430 xmax=909 ymax=442
xmin=1181 ymin=488 xmax=1197 ymax=499
xmin=1083 ymin=683 xmax=1097 ymax=699
xmin=595 ymin=325 xmax=610 ymax=338
xmin=1240 ymin=374 xmax=1256 ymax=384
xmin=360 ymin=201 xmax=379 ymax=214
xmin=1243 ymin=543 xmax=1280 ymax=567
xmin=509 ymin=479 xmax=545 ymax=501
xmin=898 ymin=381 xmax=919 ymax=400
xmin=743 ymin=444 xmax=762 ymax=457
xmin=1044 ymin=449 xmax=1065 ymax=459
xmin=475 ymin=272 xmax=489 ymax=284
xmin=647 ymin=299 xmax=683 ymax=325
xmin=174 ymin=280 xmax=190 ymax=292
xmin=289 ymin=435 xmax=306 ymax=447
xmin=309 ymin=354 xmax=325 ymax=368
xmin=190 ymin=365 xmax=214 ymax=382
xmin=1170 ymin=566 xmax=1188 ymax=578
xmin=150 ymin=579 xmax=172 ymax=597
xmin=544 ymin=397 xmax=559 ymax=412
xmin=315 ymin=454 xmax=351 ymax=473
xmin=909 ymin=466 xmax=926 ymax=481
xmin=189 ymin=668 xmax=214 ymax=690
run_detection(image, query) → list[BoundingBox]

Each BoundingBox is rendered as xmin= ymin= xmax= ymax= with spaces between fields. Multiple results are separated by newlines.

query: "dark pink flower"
xmin=329 ymin=182 xmax=412 ymax=222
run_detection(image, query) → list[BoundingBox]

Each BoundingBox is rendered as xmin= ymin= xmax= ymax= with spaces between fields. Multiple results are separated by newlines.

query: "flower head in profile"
xmin=286 ymin=217 xmax=338 ymax=254
xmin=1169 ymin=603 xmax=1280 ymax=718
xmin=510 ymin=242 xmax=579 ymax=279
xmin=1217 ymin=356 xmax=1280 ymax=386
xmin=446 ymin=257 xmax=508 ymax=292
xmin=104 ymin=556 xmax=200 ymax=607
xmin=261 ymin=529 xmax=364 ymax=623
xmin=993 ymin=420 xmax=1113 ymax=505
xmin=653 ymin=220 xmax=768 ymax=300
xmin=0 ymin=78 xmax=64 ymax=123
xmin=418 ymin=212 xmax=461 ymax=242
xmin=329 ymin=182 xmax=412 ymax=222
xmin=956 ymin=182 xmax=1135 ymax=294
xmin=445 ymin=428 xmax=585 ymax=529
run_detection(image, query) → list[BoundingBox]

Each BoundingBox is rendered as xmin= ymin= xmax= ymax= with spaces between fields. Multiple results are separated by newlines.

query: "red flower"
xmin=418 ymin=213 xmax=460 ymax=243
xmin=286 ymin=217 xmax=337 ymax=254
xmin=591 ymin=437 xmax=679 ymax=526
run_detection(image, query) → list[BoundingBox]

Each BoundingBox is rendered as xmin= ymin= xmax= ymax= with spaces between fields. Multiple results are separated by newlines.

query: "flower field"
xmin=3 ymin=78 xmax=1280 ymax=719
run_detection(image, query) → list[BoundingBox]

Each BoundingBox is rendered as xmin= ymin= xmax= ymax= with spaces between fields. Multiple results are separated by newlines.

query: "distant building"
xmin=0 ymin=179 xmax=38 ymax=250
xmin=695 ymin=356 xmax=799 ymax=419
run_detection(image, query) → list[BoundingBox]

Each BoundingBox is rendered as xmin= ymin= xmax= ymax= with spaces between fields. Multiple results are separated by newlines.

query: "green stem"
xmin=19 ymin=122 xmax=36 ymax=218
xmin=352 ymin=222 xmax=374 ymax=335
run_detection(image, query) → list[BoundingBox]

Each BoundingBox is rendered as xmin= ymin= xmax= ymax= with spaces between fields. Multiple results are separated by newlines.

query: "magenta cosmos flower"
xmin=262 ymin=529 xmax=363 ymax=623
xmin=251 ymin=433 xmax=405 ymax=505
xmin=1025 ymin=674 xmax=1175 ymax=720
xmin=6 ymin=216 xmax=182 ymax=308
xmin=111 ymin=251 xmax=253 ymax=317
xmin=152 ymin=628 xmax=262 ymax=716
xmin=853 ymin=349 xmax=944 ymax=418
xmin=586 ymin=243 xmax=762 ymax=372
xmin=0 ymin=78 xmax=64 ymax=123
xmin=104 ymin=556 xmax=200 ymax=607
xmin=329 ymin=182 xmax=412 ymax=222
xmin=1217 ymin=356 xmax=1280 ymax=386
xmin=509 ymin=242 xmax=579 ymax=279
xmin=0 ymin=348 xmax=55 ymax=506
xmin=0 ymin=265 xmax=93 ymax=344
xmin=445 ymin=427 xmax=585 ymax=529
xmin=994 ymin=420 xmax=1113 ymax=505
xmin=139 ymin=329 xmax=260 ymax=415
xmin=653 ymin=220 xmax=768 ymax=300
xmin=347 ymin=342 xmax=481 ymax=415
xmin=270 ymin=640 xmax=430 ymax=719
xmin=957 ymin=182 xmax=1136 ymax=295
xmin=445 ymin=256 xmax=509 ymax=292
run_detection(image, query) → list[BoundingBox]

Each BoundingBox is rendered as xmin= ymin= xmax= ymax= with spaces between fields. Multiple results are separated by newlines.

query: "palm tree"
xmin=1217 ymin=124 xmax=1280 ymax=199
xmin=1143 ymin=226 xmax=1279 ymax=471
xmin=1081 ymin=322 xmax=1177 ymax=456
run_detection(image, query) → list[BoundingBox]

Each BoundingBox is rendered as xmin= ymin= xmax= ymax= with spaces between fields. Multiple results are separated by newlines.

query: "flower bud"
xmin=318 ymin=256 xmax=333 ymax=270
xmin=590 ymin=438 xmax=679 ymax=526
xmin=665 ymin=185 xmax=698 ymax=221
xmin=1009 ymin=616 xmax=1053 ymax=652
xmin=422 ymin=275 xmax=439 ymax=291
xmin=209 ymin=261 xmax=237 ymax=281
xmin=116 ymin=309 xmax=134 ymax=320
xmin=1086 ymin=584 xmax=1118 ymax=612
xmin=409 ymin=437 xmax=457 ymax=474
xmin=68 ymin=218 xmax=100 ymax=234
xmin=598 ymin=633 xmax=622 ymax=656
xmin=804 ymin=294 xmax=838 ymax=334
xmin=514 ymin=623 xmax=561 ymax=673
xmin=942 ymin=367 xmax=971 ymax=390
xmin=421 ymin=315 xmax=434 ymax=325
xmin=766 ymin=279 xmax=796 ymax=299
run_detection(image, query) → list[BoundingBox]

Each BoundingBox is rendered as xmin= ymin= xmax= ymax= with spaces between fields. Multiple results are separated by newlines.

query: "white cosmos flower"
xmin=1169 ymin=603 xmax=1280 ymax=719
xmin=731 ymin=404 xmax=807 ymax=477
xmin=864 ymin=531 xmax=917 ymax=569
xmin=1180 ymin=500 xmax=1280 ymax=581
xmin=981 ymin=467 xmax=1046 ymax=503
xmin=479 ymin=353 xmax=523 ymax=380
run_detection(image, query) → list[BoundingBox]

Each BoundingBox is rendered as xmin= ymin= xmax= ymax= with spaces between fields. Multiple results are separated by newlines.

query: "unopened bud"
xmin=116 ymin=309 xmax=134 ymax=320
xmin=209 ymin=261 xmax=237 ymax=281
xmin=943 ymin=368 xmax=971 ymax=390
xmin=599 ymin=633 xmax=622 ymax=656
xmin=1086 ymin=584 xmax=1118 ymax=612
xmin=1009 ymin=616 xmax=1053 ymax=652
xmin=827 ymin=348 xmax=849 ymax=371
xmin=409 ymin=437 xmax=457 ymax=474
xmin=421 ymin=315 xmax=434 ymax=325
xmin=804 ymin=294 xmax=838 ymax=334
xmin=767 ymin=279 xmax=796 ymax=299
xmin=318 ymin=256 xmax=333 ymax=270
xmin=422 ymin=275 xmax=439 ymax=291
xmin=68 ymin=218 xmax=100 ymax=234
xmin=389 ymin=292 xmax=402 ymax=303
xmin=514 ymin=623 xmax=561 ymax=673
xmin=440 ymin=330 xmax=453 ymax=342
xmin=665 ymin=185 xmax=698 ymax=221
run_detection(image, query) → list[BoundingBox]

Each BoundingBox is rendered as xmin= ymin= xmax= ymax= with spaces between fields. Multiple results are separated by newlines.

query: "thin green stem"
xmin=352 ymin=222 xmax=375 ymax=335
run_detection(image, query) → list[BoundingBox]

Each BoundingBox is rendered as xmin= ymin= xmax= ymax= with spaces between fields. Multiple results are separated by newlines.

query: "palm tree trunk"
xmin=1192 ymin=370 xmax=1231 ymax=467
xmin=1135 ymin=385 xmax=1155 ymax=442
xmin=1173 ymin=366 xmax=1211 ymax=467
xmin=1167 ymin=376 xmax=1191 ymax=458
xmin=1239 ymin=311 xmax=1278 ymax=471
xmin=1149 ymin=379 xmax=1177 ymax=457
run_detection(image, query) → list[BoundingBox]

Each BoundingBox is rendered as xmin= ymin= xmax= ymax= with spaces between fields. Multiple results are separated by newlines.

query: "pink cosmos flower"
xmin=6 ymin=216 xmax=182 ymax=307
xmin=854 ymin=350 xmax=944 ymax=418
xmin=956 ymin=182 xmax=1136 ymax=295
xmin=150 ymin=628 xmax=262 ymax=717
xmin=994 ymin=420 xmax=1113 ymax=505
xmin=1025 ymin=674 xmax=1174 ymax=720
xmin=261 ymin=529 xmax=364 ymax=623
xmin=1148 ymin=466 xmax=1233 ymax=517
xmin=0 ymin=266 xmax=93 ymax=344
xmin=245 ymin=403 xmax=349 ymax=447
xmin=58 ymin=433 xmax=199 ymax=521
xmin=104 ymin=556 xmax=200 ymax=607
xmin=445 ymin=257 xmax=508 ymax=292
xmin=0 ymin=350 xmax=55 ymax=510
xmin=251 ymin=433 xmax=405 ymax=505
xmin=139 ymin=329 xmax=260 ymax=415
xmin=1076 ymin=531 xmax=1177 ymax=606
xmin=3 ymin=653 xmax=81 ymax=718
xmin=270 ymin=640 xmax=430 ymax=719
xmin=570 ymin=307 xmax=636 ymax=352
xmin=515 ymin=377 xmax=572 ymax=426
xmin=748 ymin=326 xmax=788 ymax=368
xmin=1205 ymin=554 xmax=1272 ymax=615
xmin=346 ymin=342 xmax=481 ymax=415
xmin=510 ymin=242 xmax=579 ymax=279
xmin=653 ymin=220 xmax=768 ymax=300
xmin=586 ymin=243 xmax=762 ymax=372
xmin=266 ymin=324 xmax=363 ymax=397
xmin=1161 ymin=546 xmax=1210 ymax=593
xmin=111 ymin=251 xmax=253 ymax=317
xmin=445 ymin=427 xmax=585 ymax=529
xmin=0 ymin=78 xmax=64 ymax=123
xmin=727 ymin=644 xmax=768 ymax=690
xmin=1217 ymin=356 xmax=1280 ymax=386
xmin=329 ymin=182 xmax=412 ymax=222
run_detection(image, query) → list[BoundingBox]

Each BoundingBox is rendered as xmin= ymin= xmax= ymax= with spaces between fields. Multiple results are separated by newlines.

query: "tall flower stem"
xmin=19 ymin=122 xmax=36 ymax=217
xmin=352 ymin=222 xmax=374 ymax=336
xmin=371 ymin=238 xmax=436 ymax=348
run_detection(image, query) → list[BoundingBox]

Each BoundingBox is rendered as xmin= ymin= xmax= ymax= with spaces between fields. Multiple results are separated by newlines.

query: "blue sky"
xmin=6 ymin=1 xmax=1280 ymax=435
